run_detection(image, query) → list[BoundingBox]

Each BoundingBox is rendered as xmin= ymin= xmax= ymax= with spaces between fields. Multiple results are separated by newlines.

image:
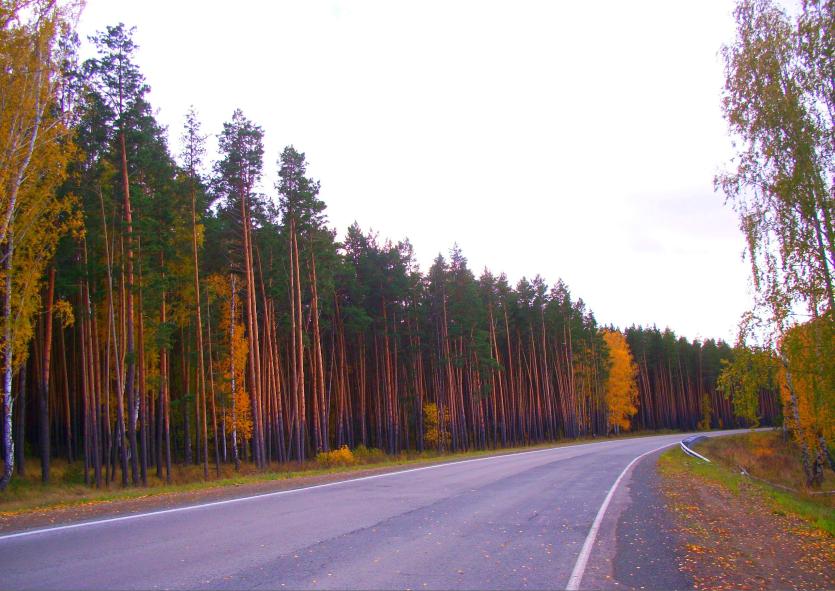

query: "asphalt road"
xmin=0 ymin=430 xmax=743 ymax=590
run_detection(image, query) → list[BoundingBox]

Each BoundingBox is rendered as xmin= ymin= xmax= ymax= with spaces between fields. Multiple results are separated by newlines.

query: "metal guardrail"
xmin=680 ymin=432 xmax=834 ymax=495
xmin=679 ymin=435 xmax=711 ymax=462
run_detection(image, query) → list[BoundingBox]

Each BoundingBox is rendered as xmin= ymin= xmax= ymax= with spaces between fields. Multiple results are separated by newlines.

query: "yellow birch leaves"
xmin=602 ymin=330 xmax=639 ymax=432
xmin=207 ymin=274 xmax=253 ymax=442
xmin=779 ymin=317 xmax=834 ymax=451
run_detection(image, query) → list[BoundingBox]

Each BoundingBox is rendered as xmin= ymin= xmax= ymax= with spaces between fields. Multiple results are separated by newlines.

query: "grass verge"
xmin=661 ymin=433 xmax=834 ymax=536
xmin=658 ymin=436 xmax=834 ymax=591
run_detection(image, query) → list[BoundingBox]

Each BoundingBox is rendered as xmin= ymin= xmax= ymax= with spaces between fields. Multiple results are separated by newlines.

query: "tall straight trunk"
xmin=191 ymin=182 xmax=209 ymax=478
xmin=15 ymin=367 xmax=25 ymax=477
xmin=240 ymin=193 xmax=264 ymax=467
xmin=38 ymin=266 xmax=56 ymax=482
xmin=306 ymin=334 xmax=319 ymax=454
xmin=79 ymin=301 xmax=90 ymax=484
xmin=487 ymin=305 xmax=506 ymax=447
xmin=205 ymin=297 xmax=220 ymax=476
xmin=229 ymin=274 xmax=240 ymax=471
xmin=290 ymin=220 xmax=305 ymax=461
xmin=182 ymin=326 xmax=192 ymax=465
xmin=99 ymin=190 xmax=128 ymax=486
xmin=156 ymin=353 xmax=164 ymax=481
xmin=288 ymin=237 xmax=299 ymax=460
xmin=160 ymin=268 xmax=171 ymax=484
xmin=92 ymin=294 xmax=113 ymax=484
xmin=0 ymin=236 xmax=14 ymax=490
xmin=502 ymin=306 xmax=519 ymax=444
xmin=79 ymin=257 xmax=102 ymax=487
xmin=119 ymin=132 xmax=139 ymax=486
xmin=441 ymin=296 xmax=456 ymax=451
xmin=261 ymin=294 xmax=286 ymax=463
xmin=334 ymin=298 xmax=347 ymax=448
xmin=90 ymin=295 xmax=103 ymax=486
xmin=60 ymin=325 xmax=72 ymax=463
xmin=136 ymin=261 xmax=148 ymax=486
xmin=358 ymin=334 xmax=367 ymax=446
xmin=309 ymin=251 xmax=326 ymax=452
xmin=295 ymin=224 xmax=306 ymax=460
xmin=272 ymin=305 xmax=288 ymax=462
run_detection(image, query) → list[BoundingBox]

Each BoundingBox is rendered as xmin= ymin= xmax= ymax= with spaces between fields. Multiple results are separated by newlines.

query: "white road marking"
xmin=0 ymin=436 xmax=648 ymax=542
xmin=565 ymin=441 xmax=676 ymax=591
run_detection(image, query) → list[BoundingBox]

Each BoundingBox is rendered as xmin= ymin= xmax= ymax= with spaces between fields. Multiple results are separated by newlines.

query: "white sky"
xmin=77 ymin=0 xmax=752 ymax=343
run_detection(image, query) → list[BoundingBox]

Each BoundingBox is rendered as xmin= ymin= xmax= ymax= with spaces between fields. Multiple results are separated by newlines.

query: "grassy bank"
xmin=662 ymin=430 xmax=834 ymax=535
xmin=0 ymin=430 xmax=672 ymax=516
xmin=658 ymin=432 xmax=834 ymax=590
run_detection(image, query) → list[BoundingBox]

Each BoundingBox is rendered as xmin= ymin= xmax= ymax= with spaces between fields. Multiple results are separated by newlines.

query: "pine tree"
xmin=214 ymin=109 xmax=266 ymax=468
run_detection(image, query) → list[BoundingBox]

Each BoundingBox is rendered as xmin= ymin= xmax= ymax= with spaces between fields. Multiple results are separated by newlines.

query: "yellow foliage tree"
xmin=778 ymin=316 xmax=834 ymax=487
xmin=1 ymin=0 xmax=82 ymax=490
xmin=423 ymin=402 xmax=450 ymax=450
xmin=0 ymin=0 xmax=80 ymax=247
xmin=207 ymin=273 xmax=252 ymax=466
xmin=602 ymin=330 xmax=639 ymax=434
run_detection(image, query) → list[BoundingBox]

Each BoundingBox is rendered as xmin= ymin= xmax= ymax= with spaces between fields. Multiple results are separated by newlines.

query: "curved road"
xmin=0 ymin=430 xmax=742 ymax=590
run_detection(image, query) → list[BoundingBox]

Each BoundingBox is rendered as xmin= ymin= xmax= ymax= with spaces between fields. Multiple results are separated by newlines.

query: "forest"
xmin=3 ymin=0 xmax=828 ymax=494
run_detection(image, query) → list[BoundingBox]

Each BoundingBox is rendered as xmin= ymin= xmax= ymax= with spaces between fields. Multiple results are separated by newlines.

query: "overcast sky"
xmin=77 ymin=0 xmax=751 ymax=343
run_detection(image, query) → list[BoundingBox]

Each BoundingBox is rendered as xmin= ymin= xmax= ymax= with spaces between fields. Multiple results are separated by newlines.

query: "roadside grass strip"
xmin=659 ymin=446 xmax=835 ymax=536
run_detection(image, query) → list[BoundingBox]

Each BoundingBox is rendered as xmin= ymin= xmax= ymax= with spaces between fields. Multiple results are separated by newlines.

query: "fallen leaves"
xmin=660 ymin=455 xmax=835 ymax=591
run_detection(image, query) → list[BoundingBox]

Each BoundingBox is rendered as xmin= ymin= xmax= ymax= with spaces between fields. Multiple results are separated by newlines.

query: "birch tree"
xmin=0 ymin=0 xmax=80 ymax=490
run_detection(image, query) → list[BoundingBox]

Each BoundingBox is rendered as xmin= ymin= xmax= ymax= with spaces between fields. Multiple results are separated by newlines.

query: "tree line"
xmin=0 ymin=2 xmax=780 ymax=490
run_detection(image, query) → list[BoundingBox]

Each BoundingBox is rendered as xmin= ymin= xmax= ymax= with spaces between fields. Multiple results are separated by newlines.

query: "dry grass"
xmin=0 ymin=451 xmax=403 ymax=515
xmin=676 ymin=430 xmax=835 ymax=536
xmin=697 ymin=430 xmax=835 ymax=492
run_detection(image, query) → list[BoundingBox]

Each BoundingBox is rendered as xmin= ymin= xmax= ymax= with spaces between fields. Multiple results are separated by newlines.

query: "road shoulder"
xmin=658 ymin=447 xmax=835 ymax=591
xmin=0 ymin=463 xmax=421 ymax=535
xmin=580 ymin=448 xmax=692 ymax=590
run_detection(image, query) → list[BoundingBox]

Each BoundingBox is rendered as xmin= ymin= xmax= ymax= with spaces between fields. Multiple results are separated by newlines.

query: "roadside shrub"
xmin=316 ymin=445 xmax=356 ymax=468
xmin=353 ymin=444 xmax=387 ymax=464
xmin=423 ymin=402 xmax=451 ymax=449
xmin=61 ymin=461 xmax=85 ymax=485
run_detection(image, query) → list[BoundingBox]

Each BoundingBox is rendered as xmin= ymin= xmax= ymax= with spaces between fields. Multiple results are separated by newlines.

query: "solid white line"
xmin=565 ymin=441 xmax=676 ymax=591
xmin=0 ymin=436 xmax=643 ymax=543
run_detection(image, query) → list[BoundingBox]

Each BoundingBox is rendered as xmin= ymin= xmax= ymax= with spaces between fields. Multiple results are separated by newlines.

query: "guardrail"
xmin=680 ymin=431 xmax=835 ymax=495
xmin=679 ymin=435 xmax=711 ymax=462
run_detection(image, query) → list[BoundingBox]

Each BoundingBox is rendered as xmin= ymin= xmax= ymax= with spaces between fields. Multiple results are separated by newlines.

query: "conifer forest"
xmin=5 ymin=0 xmax=833 ymax=497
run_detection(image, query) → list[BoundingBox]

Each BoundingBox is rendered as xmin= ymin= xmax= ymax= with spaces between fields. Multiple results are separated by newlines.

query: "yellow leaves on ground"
xmin=602 ymin=330 xmax=639 ymax=432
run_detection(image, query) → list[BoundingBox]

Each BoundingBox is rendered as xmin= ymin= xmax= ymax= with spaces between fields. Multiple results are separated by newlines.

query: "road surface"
xmin=0 ymin=430 xmax=742 ymax=590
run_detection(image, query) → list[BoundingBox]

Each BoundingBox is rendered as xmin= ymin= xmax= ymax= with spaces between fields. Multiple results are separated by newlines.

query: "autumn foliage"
xmin=0 ymin=4 xmax=786 ymax=494
xmin=602 ymin=330 xmax=639 ymax=433
xmin=778 ymin=317 xmax=834 ymax=487
xmin=423 ymin=403 xmax=451 ymax=450
xmin=315 ymin=445 xmax=356 ymax=468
